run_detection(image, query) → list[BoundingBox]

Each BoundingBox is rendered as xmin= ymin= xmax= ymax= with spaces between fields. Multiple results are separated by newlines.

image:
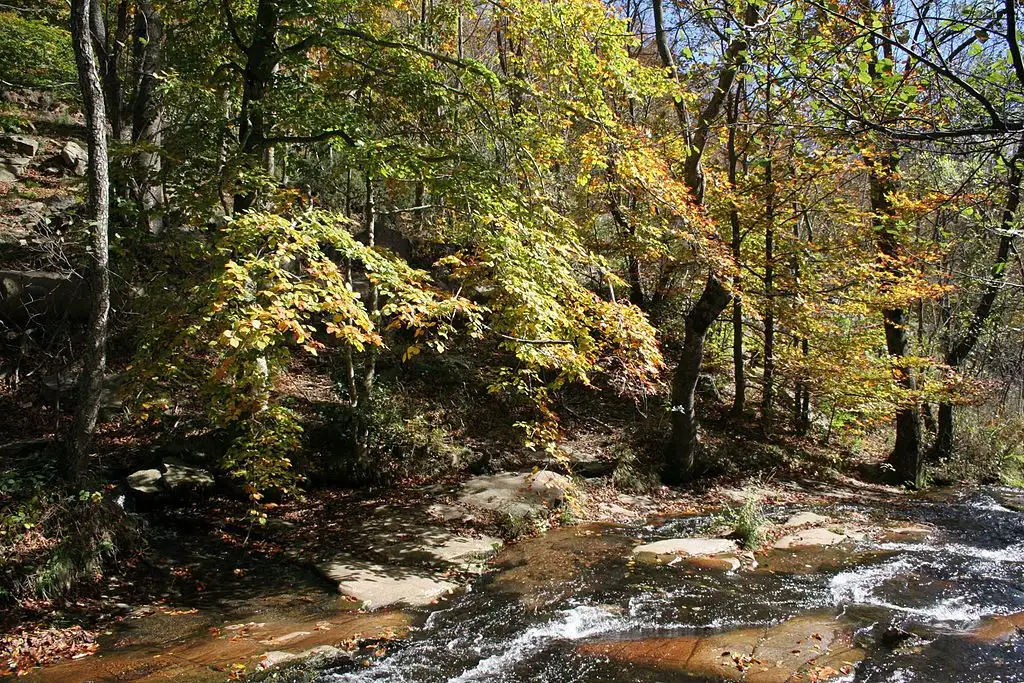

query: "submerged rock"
xmin=969 ymin=612 xmax=1024 ymax=642
xmin=579 ymin=612 xmax=862 ymax=682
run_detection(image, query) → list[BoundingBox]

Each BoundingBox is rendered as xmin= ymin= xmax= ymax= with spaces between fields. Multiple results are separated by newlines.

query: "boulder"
xmin=1 ymin=135 xmax=39 ymax=157
xmin=458 ymin=471 xmax=572 ymax=523
xmin=60 ymin=140 xmax=88 ymax=176
xmin=316 ymin=557 xmax=458 ymax=609
xmin=632 ymin=537 xmax=743 ymax=571
xmin=161 ymin=462 xmax=215 ymax=492
xmin=773 ymin=527 xmax=847 ymax=550
xmin=0 ymin=269 xmax=87 ymax=323
xmin=126 ymin=468 xmax=163 ymax=495
xmin=5 ymin=156 xmax=31 ymax=177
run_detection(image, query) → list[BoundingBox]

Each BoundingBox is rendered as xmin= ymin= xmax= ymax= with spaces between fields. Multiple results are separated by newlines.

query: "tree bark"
xmin=761 ymin=78 xmax=776 ymax=433
xmin=66 ymin=0 xmax=111 ymax=483
xmin=132 ymin=0 xmax=165 ymax=234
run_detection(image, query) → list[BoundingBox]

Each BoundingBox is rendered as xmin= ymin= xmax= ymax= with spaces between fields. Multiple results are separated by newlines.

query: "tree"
xmin=654 ymin=0 xmax=759 ymax=483
xmin=65 ymin=0 xmax=111 ymax=482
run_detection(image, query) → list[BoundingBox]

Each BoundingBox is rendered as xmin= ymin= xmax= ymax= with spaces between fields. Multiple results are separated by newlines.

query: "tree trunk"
xmin=761 ymin=82 xmax=775 ymax=433
xmin=132 ymin=0 xmax=165 ymax=234
xmin=66 ymin=0 xmax=111 ymax=483
xmin=934 ymin=143 xmax=1022 ymax=461
xmin=665 ymin=277 xmax=732 ymax=483
xmin=654 ymin=0 xmax=757 ymax=483
xmin=869 ymin=150 xmax=922 ymax=486
xmin=727 ymin=87 xmax=745 ymax=417
xmin=233 ymin=0 xmax=279 ymax=214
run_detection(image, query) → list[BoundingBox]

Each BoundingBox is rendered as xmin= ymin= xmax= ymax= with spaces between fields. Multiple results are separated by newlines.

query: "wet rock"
xmin=879 ymin=523 xmax=932 ymax=542
xmin=59 ymin=140 xmax=87 ymax=175
xmin=632 ymin=537 xmax=744 ymax=571
xmin=491 ymin=525 xmax=632 ymax=608
xmin=969 ymin=612 xmax=1024 ymax=642
xmin=773 ymin=527 xmax=847 ymax=550
xmin=783 ymin=511 xmax=831 ymax=527
xmin=259 ymin=644 xmax=342 ymax=669
xmin=317 ymin=557 xmax=458 ymax=609
xmin=126 ymin=468 xmax=163 ymax=495
xmin=579 ymin=612 xmax=862 ymax=682
xmin=458 ymin=470 xmax=572 ymax=522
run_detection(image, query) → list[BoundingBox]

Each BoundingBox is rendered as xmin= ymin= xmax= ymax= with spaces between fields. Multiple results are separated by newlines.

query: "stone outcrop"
xmin=579 ymin=612 xmax=863 ymax=682
xmin=632 ymin=537 xmax=745 ymax=571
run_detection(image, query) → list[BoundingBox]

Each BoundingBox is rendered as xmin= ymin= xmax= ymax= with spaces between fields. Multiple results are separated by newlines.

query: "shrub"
xmin=0 ymin=12 xmax=75 ymax=90
xmin=718 ymin=493 xmax=768 ymax=550
xmin=0 ymin=448 xmax=143 ymax=603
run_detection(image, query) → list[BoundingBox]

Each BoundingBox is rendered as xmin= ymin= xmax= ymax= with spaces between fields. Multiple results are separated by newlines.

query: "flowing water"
xmin=321 ymin=487 xmax=1024 ymax=683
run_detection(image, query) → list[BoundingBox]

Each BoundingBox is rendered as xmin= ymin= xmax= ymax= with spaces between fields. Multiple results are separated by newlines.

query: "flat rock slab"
xmin=633 ymin=538 xmax=743 ymax=572
xmin=579 ymin=612 xmax=862 ymax=682
xmin=784 ymin=511 xmax=832 ymax=527
xmin=317 ymin=557 xmax=458 ymax=610
xmin=353 ymin=505 xmax=501 ymax=571
xmin=458 ymin=471 xmax=572 ymax=521
xmin=774 ymin=527 xmax=847 ymax=550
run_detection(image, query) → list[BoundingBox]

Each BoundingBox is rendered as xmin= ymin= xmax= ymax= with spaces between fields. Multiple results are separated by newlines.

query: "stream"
xmin=321 ymin=487 xmax=1024 ymax=683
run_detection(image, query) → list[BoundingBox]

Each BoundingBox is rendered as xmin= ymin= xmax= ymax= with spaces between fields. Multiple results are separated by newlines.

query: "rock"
xmin=773 ymin=527 xmax=847 ymax=550
xmin=127 ymin=469 xmax=163 ymax=495
xmin=60 ymin=140 xmax=88 ymax=175
xmin=0 ymin=269 xmax=88 ymax=323
xmin=426 ymin=503 xmax=478 ymax=524
xmin=161 ymin=462 xmax=215 ymax=492
xmin=458 ymin=471 xmax=572 ymax=522
xmin=5 ymin=156 xmax=31 ymax=177
xmin=48 ymin=195 xmax=81 ymax=213
xmin=317 ymin=557 xmax=458 ymax=609
xmin=579 ymin=612 xmax=863 ymax=682
xmin=633 ymin=538 xmax=741 ymax=567
xmin=2 ymin=135 xmax=39 ymax=157
xmin=0 ymin=167 xmax=14 ymax=183
xmin=259 ymin=645 xmax=342 ymax=670
xmin=783 ymin=511 xmax=831 ymax=527
xmin=633 ymin=537 xmax=743 ymax=571
xmin=407 ymin=534 xmax=501 ymax=569
xmin=879 ymin=524 xmax=932 ymax=542
xmin=969 ymin=612 xmax=1024 ymax=642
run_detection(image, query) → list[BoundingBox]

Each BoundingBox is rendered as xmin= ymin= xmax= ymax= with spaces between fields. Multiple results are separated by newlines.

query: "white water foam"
xmin=829 ymin=557 xmax=994 ymax=623
xmin=447 ymin=604 xmax=627 ymax=682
